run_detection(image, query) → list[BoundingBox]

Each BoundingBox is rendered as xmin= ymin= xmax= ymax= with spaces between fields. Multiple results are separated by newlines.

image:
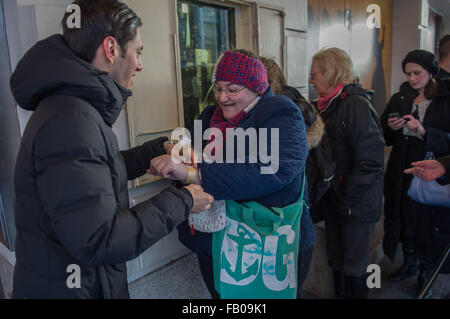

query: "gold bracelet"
xmin=185 ymin=167 xmax=197 ymax=184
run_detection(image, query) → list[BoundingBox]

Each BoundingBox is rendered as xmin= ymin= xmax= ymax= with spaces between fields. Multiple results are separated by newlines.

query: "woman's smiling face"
xmin=214 ymin=81 xmax=258 ymax=120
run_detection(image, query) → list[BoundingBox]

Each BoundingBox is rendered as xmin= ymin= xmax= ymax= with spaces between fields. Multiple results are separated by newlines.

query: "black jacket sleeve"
xmin=380 ymin=94 xmax=399 ymax=146
xmin=34 ymin=114 xmax=191 ymax=267
xmin=437 ymin=155 xmax=450 ymax=185
xmin=120 ymin=136 xmax=168 ymax=180
xmin=424 ymin=127 xmax=450 ymax=156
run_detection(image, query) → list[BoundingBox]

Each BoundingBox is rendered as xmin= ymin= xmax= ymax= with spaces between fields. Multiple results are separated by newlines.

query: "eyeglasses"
xmin=309 ymin=70 xmax=322 ymax=78
xmin=214 ymin=86 xmax=246 ymax=97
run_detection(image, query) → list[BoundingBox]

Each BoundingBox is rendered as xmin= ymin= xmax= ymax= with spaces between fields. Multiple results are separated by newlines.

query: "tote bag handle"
xmin=233 ymin=170 xmax=306 ymax=236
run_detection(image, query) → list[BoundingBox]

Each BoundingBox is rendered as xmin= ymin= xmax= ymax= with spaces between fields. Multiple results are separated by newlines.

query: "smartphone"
xmin=388 ymin=112 xmax=400 ymax=118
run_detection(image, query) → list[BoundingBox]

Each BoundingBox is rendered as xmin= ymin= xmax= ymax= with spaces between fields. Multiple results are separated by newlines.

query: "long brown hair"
xmin=424 ymin=77 xmax=439 ymax=99
xmin=258 ymin=56 xmax=286 ymax=95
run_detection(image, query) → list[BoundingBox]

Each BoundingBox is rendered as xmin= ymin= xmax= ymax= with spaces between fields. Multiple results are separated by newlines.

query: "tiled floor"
xmin=128 ymin=250 xmax=450 ymax=299
xmin=129 ymin=253 xmax=210 ymax=299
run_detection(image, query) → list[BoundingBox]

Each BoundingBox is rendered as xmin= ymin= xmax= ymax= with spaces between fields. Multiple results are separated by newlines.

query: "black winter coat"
xmin=10 ymin=35 xmax=193 ymax=298
xmin=381 ymin=79 xmax=450 ymax=262
xmin=317 ymin=84 xmax=385 ymax=223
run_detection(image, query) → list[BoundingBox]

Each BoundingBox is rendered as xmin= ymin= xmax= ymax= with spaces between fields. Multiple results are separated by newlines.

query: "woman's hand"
xmin=148 ymin=154 xmax=188 ymax=182
xmin=387 ymin=116 xmax=406 ymax=131
xmin=182 ymin=146 xmax=200 ymax=169
xmin=402 ymin=115 xmax=426 ymax=136
xmin=165 ymin=144 xmax=199 ymax=169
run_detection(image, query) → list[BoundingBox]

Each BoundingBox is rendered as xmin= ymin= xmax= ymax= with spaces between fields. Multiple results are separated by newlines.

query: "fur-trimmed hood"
xmin=306 ymin=113 xmax=325 ymax=150
xmin=280 ymin=86 xmax=325 ymax=150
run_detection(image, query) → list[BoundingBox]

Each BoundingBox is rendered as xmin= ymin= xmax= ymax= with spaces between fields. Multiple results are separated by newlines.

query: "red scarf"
xmin=207 ymin=107 xmax=246 ymax=155
xmin=317 ymin=84 xmax=344 ymax=111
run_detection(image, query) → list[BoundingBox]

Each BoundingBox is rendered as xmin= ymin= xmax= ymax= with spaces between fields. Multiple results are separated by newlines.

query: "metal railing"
xmin=417 ymin=244 xmax=450 ymax=299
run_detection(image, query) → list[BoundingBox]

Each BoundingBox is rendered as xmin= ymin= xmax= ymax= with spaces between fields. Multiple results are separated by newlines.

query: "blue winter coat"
xmin=179 ymin=87 xmax=315 ymax=253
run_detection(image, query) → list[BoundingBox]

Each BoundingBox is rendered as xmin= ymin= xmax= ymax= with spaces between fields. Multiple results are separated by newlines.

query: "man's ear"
xmin=101 ymin=36 xmax=120 ymax=64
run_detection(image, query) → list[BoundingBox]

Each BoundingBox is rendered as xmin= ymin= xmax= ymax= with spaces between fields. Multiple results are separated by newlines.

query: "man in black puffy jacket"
xmin=10 ymin=0 xmax=213 ymax=298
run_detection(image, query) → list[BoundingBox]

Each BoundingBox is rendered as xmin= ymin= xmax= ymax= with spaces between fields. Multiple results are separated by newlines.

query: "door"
xmin=348 ymin=0 xmax=392 ymax=115
xmin=256 ymin=4 xmax=285 ymax=69
xmin=307 ymin=0 xmax=392 ymax=114
xmin=124 ymin=0 xmax=182 ymax=186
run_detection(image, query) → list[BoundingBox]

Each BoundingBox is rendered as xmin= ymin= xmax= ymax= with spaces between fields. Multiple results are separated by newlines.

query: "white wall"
xmin=428 ymin=0 xmax=450 ymax=36
xmin=391 ymin=0 xmax=421 ymax=94
xmin=391 ymin=0 xmax=448 ymax=95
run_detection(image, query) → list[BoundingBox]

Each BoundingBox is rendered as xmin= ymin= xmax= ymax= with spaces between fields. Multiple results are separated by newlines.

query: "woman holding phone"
xmin=381 ymin=49 xmax=450 ymax=298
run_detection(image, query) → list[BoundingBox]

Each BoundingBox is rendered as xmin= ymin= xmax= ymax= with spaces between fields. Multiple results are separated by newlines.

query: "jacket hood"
xmin=279 ymin=85 xmax=324 ymax=150
xmin=342 ymin=83 xmax=370 ymax=97
xmin=10 ymin=34 xmax=132 ymax=126
xmin=281 ymin=85 xmax=317 ymax=127
xmin=437 ymin=77 xmax=450 ymax=97
xmin=306 ymin=114 xmax=325 ymax=150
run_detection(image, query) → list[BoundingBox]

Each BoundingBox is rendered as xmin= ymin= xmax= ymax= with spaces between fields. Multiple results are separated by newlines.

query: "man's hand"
xmin=183 ymin=184 xmax=214 ymax=213
xmin=148 ymin=154 xmax=188 ymax=182
xmin=404 ymin=160 xmax=446 ymax=181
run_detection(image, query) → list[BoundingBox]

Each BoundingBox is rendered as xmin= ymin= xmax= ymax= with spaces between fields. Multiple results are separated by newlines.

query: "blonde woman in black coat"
xmin=309 ymin=48 xmax=385 ymax=299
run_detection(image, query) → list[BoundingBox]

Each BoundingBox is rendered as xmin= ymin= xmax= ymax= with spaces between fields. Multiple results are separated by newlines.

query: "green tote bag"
xmin=212 ymin=173 xmax=306 ymax=299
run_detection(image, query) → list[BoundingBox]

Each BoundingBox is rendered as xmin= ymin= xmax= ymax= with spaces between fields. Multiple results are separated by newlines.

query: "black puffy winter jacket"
xmin=10 ymin=35 xmax=193 ymax=298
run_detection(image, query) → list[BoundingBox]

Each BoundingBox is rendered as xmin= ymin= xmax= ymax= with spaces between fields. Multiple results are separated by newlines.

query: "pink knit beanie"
xmin=212 ymin=50 xmax=269 ymax=95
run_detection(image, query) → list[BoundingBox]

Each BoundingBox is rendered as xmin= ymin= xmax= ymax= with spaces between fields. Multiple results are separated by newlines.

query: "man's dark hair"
xmin=438 ymin=35 xmax=450 ymax=61
xmin=62 ymin=0 xmax=142 ymax=63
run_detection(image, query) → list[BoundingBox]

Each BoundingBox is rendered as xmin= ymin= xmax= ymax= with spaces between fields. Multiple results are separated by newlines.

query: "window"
xmin=177 ymin=0 xmax=236 ymax=129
